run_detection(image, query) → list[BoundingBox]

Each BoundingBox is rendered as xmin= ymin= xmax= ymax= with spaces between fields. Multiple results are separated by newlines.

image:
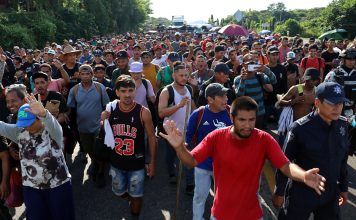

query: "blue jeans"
xmin=109 ymin=167 xmax=145 ymax=198
xmin=193 ymin=167 xmax=213 ymax=220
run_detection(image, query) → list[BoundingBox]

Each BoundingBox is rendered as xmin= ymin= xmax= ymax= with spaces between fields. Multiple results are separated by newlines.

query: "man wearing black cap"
xmin=186 ymin=83 xmax=232 ymax=218
xmin=325 ymin=49 xmax=356 ymax=116
xmin=265 ymin=46 xmax=288 ymax=122
xmin=207 ymin=45 xmax=228 ymax=69
xmin=325 ymin=48 xmax=356 ymax=156
xmin=92 ymin=50 xmax=108 ymax=68
xmin=111 ymin=50 xmax=130 ymax=88
xmin=274 ymin=82 xmax=349 ymax=219
xmin=321 ymin=38 xmax=339 ymax=76
xmin=197 ymin=63 xmax=236 ymax=107
xmin=279 ymin=68 xmax=320 ymax=120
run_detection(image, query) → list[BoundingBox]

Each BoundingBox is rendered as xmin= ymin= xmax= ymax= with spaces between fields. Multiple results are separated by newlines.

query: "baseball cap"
xmin=93 ymin=50 xmax=103 ymax=56
xmin=267 ymin=46 xmax=279 ymax=54
xmin=167 ymin=52 xmax=180 ymax=62
xmin=205 ymin=83 xmax=229 ymax=99
xmin=214 ymin=63 xmax=231 ymax=74
xmin=316 ymin=82 xmax=347 ymax=105
xmin=133 ymin=44 xmax=141 ymax=49
xmin=47 ymin=49 xmax=55 ymax=55
xmin=16 ymin=104 xmax=37 ymax=128
xmin=175 ymin=32 xmax=181 ymax=36
xmin=116 ymin=50 xmax=128 ymax=59
xmin=303 ymin=68 xmax=320 ymax=81
xmin=214 ymin=45 xmax=225 ymax=53
xmin=339 ymin=49 xmax=356 ymax=59
xmin=129 ymin=62 xmax=143 ymax=73
xmin=286 ymin=51 xmax=296 ymax=60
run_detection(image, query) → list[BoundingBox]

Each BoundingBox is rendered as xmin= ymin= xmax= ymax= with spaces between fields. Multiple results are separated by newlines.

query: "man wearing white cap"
xmin=129 ymin=62 xmax=155 ymax=108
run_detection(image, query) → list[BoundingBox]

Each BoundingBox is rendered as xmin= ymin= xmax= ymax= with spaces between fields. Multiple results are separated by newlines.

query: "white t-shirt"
xmin=134 ymin=80 xmax=155 ymax=108
xmin=151 ymin=54 xmax=168 ymax=67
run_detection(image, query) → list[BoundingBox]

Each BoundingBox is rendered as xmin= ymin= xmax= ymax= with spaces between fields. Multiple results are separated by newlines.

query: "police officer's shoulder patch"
xmin=296 ymin=115 xmax=311 ymax=126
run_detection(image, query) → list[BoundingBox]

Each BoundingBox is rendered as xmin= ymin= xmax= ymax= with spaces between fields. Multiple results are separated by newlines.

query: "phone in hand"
xmin=247 ymin=64 xmax=261 ymax=72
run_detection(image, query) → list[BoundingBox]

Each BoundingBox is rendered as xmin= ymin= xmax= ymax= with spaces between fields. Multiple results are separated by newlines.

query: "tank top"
xmin=165 ymin=86 xmax=191 ymax=132
xmin=109 ymin=102 xmax=145 ymax=171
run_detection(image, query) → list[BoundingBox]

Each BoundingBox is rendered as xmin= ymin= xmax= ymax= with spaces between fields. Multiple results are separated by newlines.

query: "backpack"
xmin=190 ymin=105 xmax=230 ymax=147
xmin=141 ymin=79 xmax=157 ymax=128
xmin=72 ymin=82 xmax=104 ymax=110
xmin=155 ymin=84 xmax=193 ymax=136
xmin=302 ymin=57 xmax=321 ymax=72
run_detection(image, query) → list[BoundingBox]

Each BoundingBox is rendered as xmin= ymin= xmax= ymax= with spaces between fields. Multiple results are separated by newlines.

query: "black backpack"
xmin=141 ymin=79 xmax=157 ymax=128
xmin=155 ymin=84 xmax=193 ymax=136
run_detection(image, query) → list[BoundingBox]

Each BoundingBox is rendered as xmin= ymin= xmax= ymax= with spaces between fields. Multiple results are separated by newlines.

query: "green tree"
xmin=275 ymin=18 xmax=303 ymax=36
xmin=321 ymin=0 xmax=356 ymax=37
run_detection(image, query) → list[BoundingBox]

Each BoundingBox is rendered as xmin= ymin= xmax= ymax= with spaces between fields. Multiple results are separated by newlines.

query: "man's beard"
xmin=234 ymin=129 xmax=252 ymax=139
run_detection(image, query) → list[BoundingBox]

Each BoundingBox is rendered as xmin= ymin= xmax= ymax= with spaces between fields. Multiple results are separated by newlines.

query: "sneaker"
xmin=169 ymin=175 xmax=177 ymax=184
xmin=185 ymin=185 xmax=195 ymax=196
xmin=96 ymin=172 xmax=106 ymax=188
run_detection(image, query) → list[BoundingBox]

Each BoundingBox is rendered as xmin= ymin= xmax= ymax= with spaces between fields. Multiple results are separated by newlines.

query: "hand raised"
xmin=159 ymin=120 xmax=184 ymax=149
xmin=25 ymin=93 xmax=46 ymax=117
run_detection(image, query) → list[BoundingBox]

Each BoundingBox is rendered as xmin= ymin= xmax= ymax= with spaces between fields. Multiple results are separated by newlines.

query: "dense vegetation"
xmin=0 ymin=0 xmax=151 ymax=49
xmin=213 ymin=1 xmax=356 ymax=38
xmin=0 ymin=0 xmax=355 ymax=50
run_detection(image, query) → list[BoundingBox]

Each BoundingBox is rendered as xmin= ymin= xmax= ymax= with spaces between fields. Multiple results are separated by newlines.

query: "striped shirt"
xmin=234 ymin=74 xmax=270 ymax=116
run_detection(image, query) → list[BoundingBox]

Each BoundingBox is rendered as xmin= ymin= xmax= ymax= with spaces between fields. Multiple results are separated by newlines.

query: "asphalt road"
xmin=10 ymin=136 xmax=356 ymax=220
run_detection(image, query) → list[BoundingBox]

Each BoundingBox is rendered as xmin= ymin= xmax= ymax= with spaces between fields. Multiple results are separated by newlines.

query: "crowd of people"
xmin=0 ymin=30 xmax=355 ymax=220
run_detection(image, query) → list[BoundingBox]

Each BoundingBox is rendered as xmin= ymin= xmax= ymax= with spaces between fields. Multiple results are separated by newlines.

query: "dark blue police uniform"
xmin=275 ymin=82 xmax=349 ymax=220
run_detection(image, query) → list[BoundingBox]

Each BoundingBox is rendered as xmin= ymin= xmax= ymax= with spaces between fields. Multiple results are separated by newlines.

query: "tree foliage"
xmin=218 ymin=0 xmax=355 ymax=38
xmin=0 ymin=0 xmax=152 ymax=49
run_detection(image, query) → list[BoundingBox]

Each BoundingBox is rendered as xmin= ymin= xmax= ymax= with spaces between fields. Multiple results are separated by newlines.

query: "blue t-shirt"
xmin=186 ymin=105 xmax=232 ymax=171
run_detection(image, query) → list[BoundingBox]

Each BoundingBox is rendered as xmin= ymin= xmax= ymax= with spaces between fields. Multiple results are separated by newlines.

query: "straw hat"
xmin=58 ymin=45 xmax=82 ymax=60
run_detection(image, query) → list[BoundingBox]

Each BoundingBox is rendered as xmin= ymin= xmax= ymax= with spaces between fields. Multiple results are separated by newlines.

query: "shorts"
xmin=79 ymin=130 xmax=99 ymax=156
xmin=109 ymin=166 xmax=145 ymax=198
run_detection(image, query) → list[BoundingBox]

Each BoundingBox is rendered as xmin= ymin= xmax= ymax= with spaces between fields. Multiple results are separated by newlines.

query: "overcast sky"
xmin=150 ymin=0 xmax=333 ymax=23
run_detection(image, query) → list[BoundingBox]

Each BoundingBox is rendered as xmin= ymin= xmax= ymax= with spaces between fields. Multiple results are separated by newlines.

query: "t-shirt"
xmin=265 ymin=64 xmax=288 ymax=105
xmin=47 ymin=79 xmax=63 ymax=92
xmin=234 ymin=74 xmax=271 ymax=116
xmin=134 ymin=80 xmax=155 ymax=108
xmin=156 ymin=66 xmax=173 ymax=87
xmin=186 ymin=105 xmax=232 ymax=171
xmin=301 ymin=57 xmax=325 ymax=72
xmin=151 ymin=55 xmax=168 ymax=67
xmin=321 ymin=50 xmax=339 ymax=76
xmin=40 ymin=91 xmax=68 ymax=114
xmin=143 ymin=63 xmax=159 ymax=88
xmin=192 ymin=127 xmax=289 ymax=220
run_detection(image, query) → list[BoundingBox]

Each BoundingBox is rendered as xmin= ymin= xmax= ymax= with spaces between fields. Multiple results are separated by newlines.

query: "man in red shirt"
xmin=300 ymin=44 xmax=325 ymax=79
xmin=160 ymin=96 xmax=326 ymax=220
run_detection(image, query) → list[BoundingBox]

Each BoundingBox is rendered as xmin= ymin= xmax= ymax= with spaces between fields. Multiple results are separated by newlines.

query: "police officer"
xmin=325 ymin=48 xmax=356 ymax=155
xmin=273 ymin=82 xmax=349 ymax=220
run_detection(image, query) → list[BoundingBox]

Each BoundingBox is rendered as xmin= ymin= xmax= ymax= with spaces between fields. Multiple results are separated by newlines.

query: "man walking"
xmin=67 ymin=64 xmax=110 ymax=186
xmin=274 ymin=82 xmax=349 ymax=220
xmin=102 ymin=75 xmax=156 ymax=219
xmin=160 ymin=96 xmax=326 ymax=220
xmin=186 ymin=83 xmax=232 ymax=219
xmin=0 ymin=95 xmax=74 ymax=220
